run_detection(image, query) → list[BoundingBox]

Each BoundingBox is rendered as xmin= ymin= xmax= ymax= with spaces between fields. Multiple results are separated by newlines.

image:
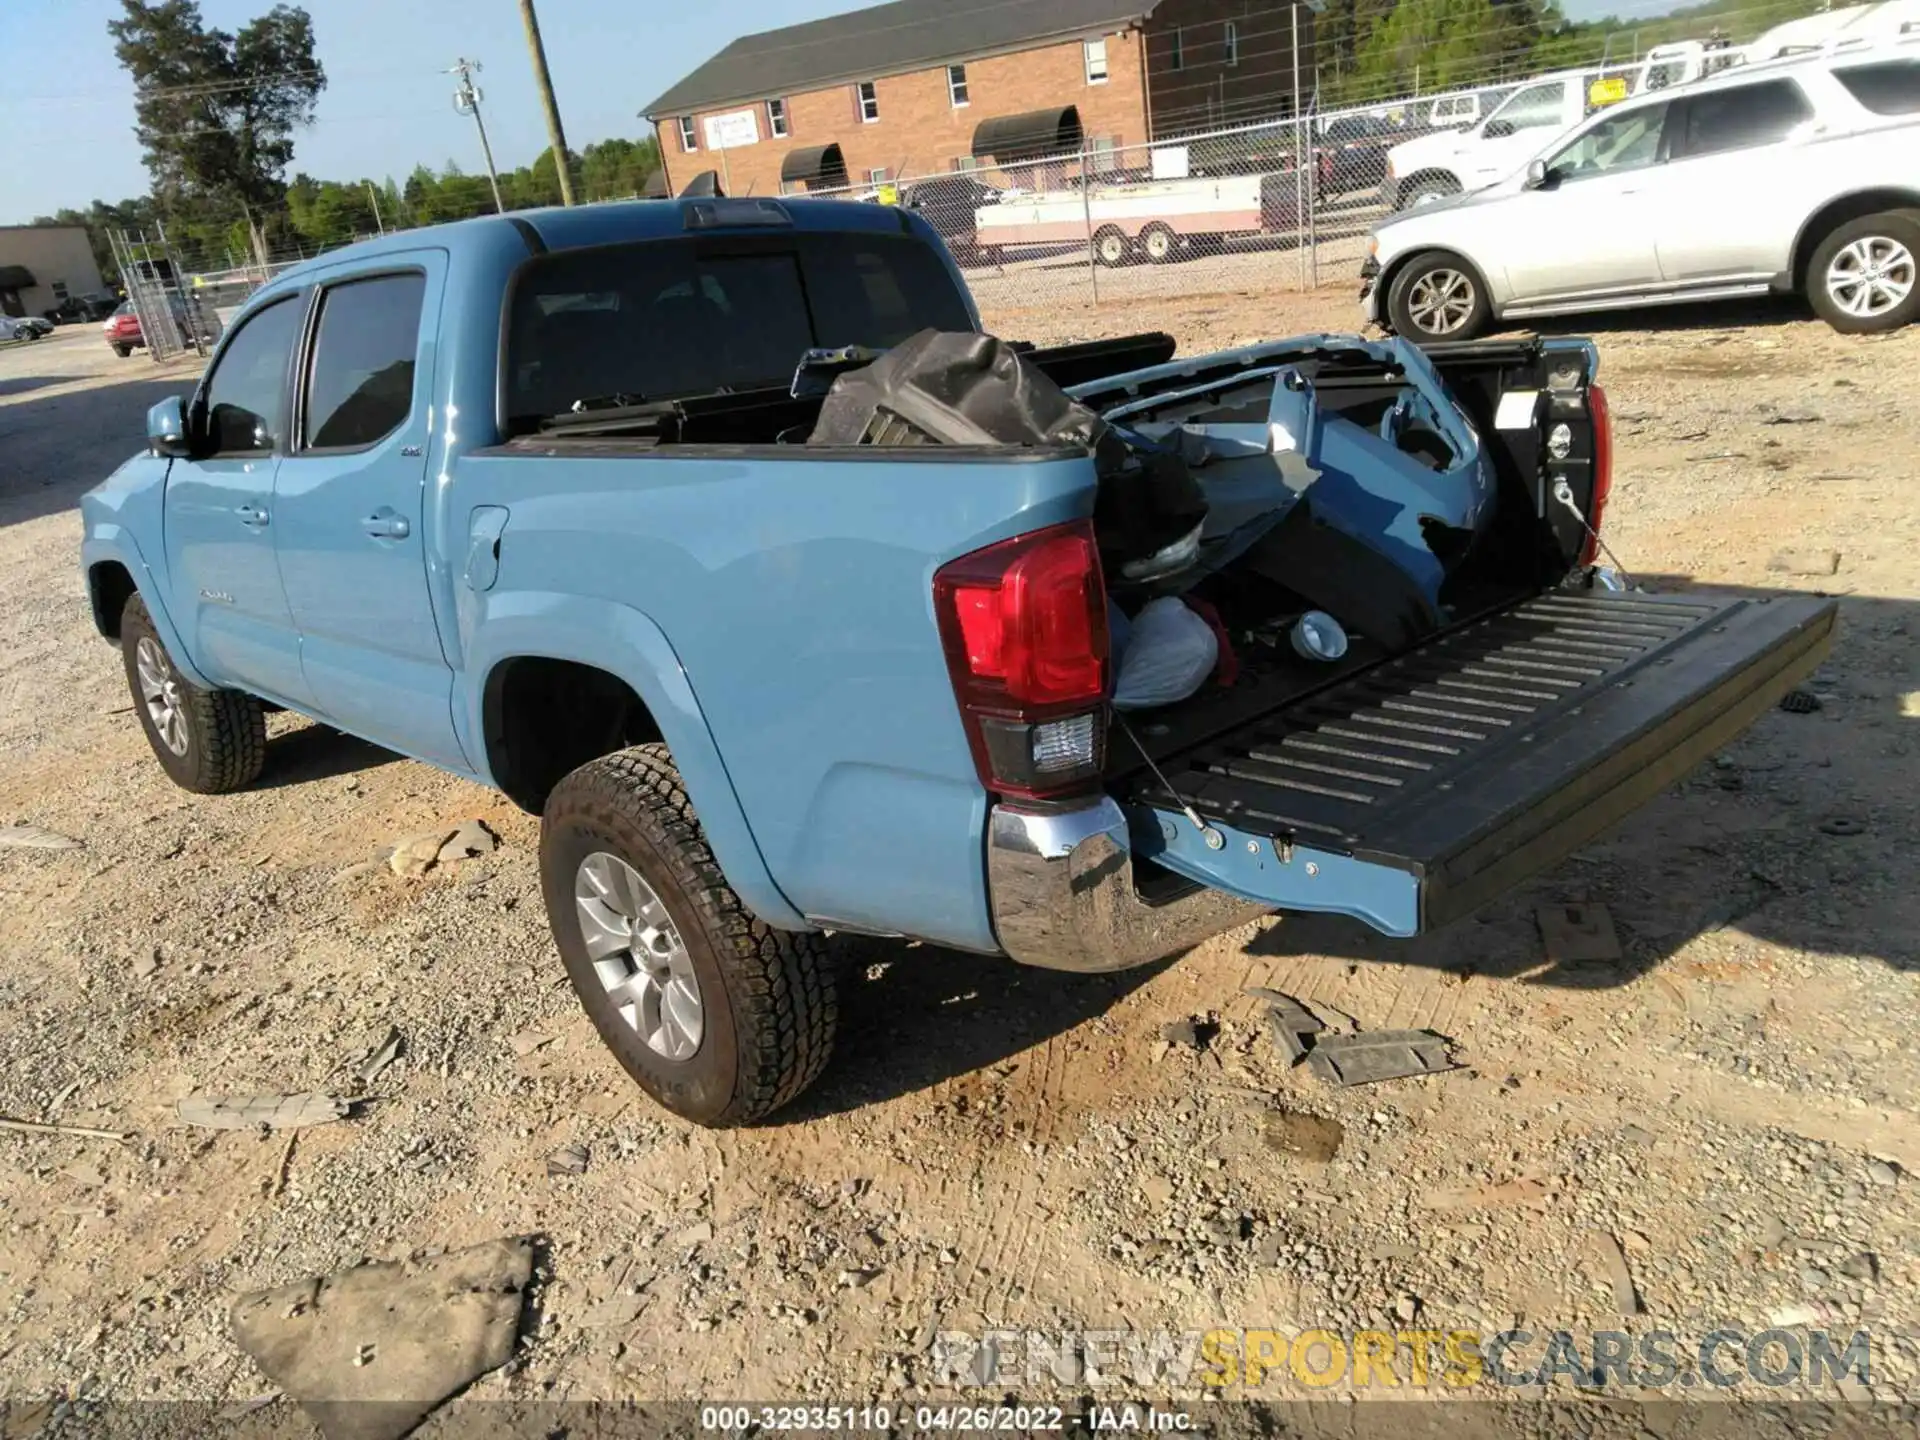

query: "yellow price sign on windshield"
xmin=1589 ymin=76 xmax=1629 ymax=107
xmin=876 ymin=182 xmax=900 ymax=206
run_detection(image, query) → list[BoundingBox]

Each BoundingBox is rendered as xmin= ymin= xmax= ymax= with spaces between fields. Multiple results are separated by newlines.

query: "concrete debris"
xmin=546 ymin=1143 xmax=589 ymax=1177
xmin=381 ymin=830 xmax=455 ymax=879
xmin=1867 ymin=1160 xmax=1900 ymax=1187
xmin=0 ymin=824 xmax=82 ymax=851
xmin=1838 ymin=1252 xmax=1878 ymax=1282
xmin=177 ymin=1092 xmax=351 ymax=1132
xmin=229 ymin=1236 xmax=535 ymax=1440
xmin=132 ymin=948 xmax=160 ymax=979
xmin=837 ymin=1268 xmax=883 ymax=1289
xmin=1591 ymin=1230 xmax=1643 ymax=1317
xmin=1307 ymin=1030 xmax=1454 ymax=1088
xmin=1535 ymin=903 xmax=1622 ymax=965
xmin=436 ymin=820 xmax=498 ymax=865
xmin=508 ymin=1028 xmax=556 ymax=1059
xmin=672 ymin=1220 xmax=715 ymax=1248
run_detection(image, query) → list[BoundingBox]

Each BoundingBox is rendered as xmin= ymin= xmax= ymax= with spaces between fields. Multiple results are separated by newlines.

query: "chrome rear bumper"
xmin=985 ymin=799 xmax=1271 ymax=973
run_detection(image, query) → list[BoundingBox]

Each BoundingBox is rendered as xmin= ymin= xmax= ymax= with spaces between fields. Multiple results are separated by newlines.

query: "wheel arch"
xmin=79 ymin=534 xmax=216 ymax=690
xmin=1790 ymin=189 xmax=1920 ymax=292
xmin=464 ymin=592 xmax=809 ymax=931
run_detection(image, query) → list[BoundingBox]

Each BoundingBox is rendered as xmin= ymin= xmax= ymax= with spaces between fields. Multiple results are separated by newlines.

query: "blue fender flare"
xmin=80 ymin=530 xmax=216 ymax=691
xmin=459 ymin=591 xmax=811 ymax=932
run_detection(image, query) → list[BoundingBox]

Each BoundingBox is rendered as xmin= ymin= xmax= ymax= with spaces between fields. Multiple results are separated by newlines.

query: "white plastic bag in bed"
xmin=1111 ymin=596 xmax=1218 ymax=711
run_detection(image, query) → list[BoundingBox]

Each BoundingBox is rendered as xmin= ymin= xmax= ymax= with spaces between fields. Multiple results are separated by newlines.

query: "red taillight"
xmin=1581 ymin=382 xmax=1613 ymax=566
xmin=934 ymin=521 xmax=1109 ymax=800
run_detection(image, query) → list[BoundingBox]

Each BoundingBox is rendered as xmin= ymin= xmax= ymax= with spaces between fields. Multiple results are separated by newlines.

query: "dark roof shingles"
xmin=642 ymin=0 xmax=1156 ymax=116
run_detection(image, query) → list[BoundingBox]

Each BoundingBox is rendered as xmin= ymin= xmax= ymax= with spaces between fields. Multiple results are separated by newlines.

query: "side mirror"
xmin=1525 ymin=158 xmax=1551 ymax=190
xmin=1484 ymin=120 xmax=1515 ymax=140
xmin=146 ymin=395 xmax=191 ymax=458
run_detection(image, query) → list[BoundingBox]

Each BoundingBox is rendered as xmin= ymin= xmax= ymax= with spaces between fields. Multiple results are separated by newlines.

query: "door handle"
xmin=363 ymin=509 xmax=411 ymax=540
xmin=236 ymin=502 xmax=269 ymax=528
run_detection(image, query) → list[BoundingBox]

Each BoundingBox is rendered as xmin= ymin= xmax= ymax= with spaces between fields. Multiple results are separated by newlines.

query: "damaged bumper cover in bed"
xmin=987 ymin=589 xmax=1836 ymax=970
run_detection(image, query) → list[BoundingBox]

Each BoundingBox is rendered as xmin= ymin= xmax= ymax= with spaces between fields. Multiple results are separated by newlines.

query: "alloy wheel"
xmin=1826 ymin=236 xmax=1915 ymax=320
xmin=1407 ymin=268 xmax=1476 ymax=336
xmin=135 ymin=636 xmax=189 ymax=757
xmin=574 ymin=851 xmax=704 ymax=1060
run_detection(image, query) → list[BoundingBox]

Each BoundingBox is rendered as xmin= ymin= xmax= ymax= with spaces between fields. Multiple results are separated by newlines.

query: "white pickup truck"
xmin=1383 ymin=44 xmax=1713 ymax=210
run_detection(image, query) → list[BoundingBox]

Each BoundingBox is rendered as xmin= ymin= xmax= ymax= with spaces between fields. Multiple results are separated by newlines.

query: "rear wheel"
xmin=1092 ymin=227 xmax=1129 ymax=267
xmin=540 ymin=745 xmax=837 ymax=1127
xmin=1807 ymin=211 xmax=1919 ymax=334
xmin=1398 ymin=175 xmax=1460 ymax=211
xmin=1141 ymin=224 xmax=1176 ymax=264
xmin=120 ymin=593 xmax=266 ymax=793
xmin=1386 ymin=253 xmax=1491 ymax=344
xmin=112 ymin=344 xmax=131 ymax=357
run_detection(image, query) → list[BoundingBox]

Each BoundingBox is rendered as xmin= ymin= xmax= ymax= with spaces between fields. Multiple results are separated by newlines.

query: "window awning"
xmin=779 ymin=143 xmax=849 ymax=190
xmin=0 ymin=265 xmax=36 ymax=290
xmin=641 ymin=167 xmax=669 ymax=198
xmin=971 ymin=106 xmax=1083 ymax=162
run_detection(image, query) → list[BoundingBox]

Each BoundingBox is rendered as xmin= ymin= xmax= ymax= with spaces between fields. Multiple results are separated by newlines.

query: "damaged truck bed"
xmin=87 ymin=196 xmax=1833 ymax=1124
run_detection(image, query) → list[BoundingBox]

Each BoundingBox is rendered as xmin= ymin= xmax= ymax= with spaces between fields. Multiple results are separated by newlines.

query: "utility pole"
xmin=518 ymin=0 xmax=575 ymax=205
xmin=366 ymin=182 xmax=385 ymax=234
xmin=449 ymin=57 xmax=507 ymax=214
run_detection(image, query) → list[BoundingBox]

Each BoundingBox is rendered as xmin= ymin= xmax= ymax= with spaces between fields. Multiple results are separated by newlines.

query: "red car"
xmin=103 ymin=298 xmax=222 ymax=357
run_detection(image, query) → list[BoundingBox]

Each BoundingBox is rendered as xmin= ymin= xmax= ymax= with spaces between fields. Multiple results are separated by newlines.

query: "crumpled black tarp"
xmin=808 ymin=329 xmax=1206 ymax=580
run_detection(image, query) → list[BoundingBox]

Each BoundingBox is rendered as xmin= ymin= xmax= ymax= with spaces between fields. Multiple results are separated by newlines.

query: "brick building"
xmin=641 ymin=0 xmax=1314 ymax=198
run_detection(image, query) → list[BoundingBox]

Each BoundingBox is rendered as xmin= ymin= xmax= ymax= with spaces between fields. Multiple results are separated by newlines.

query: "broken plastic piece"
xmin=177 ymin=1092 xmax=352 ymax=1132
xmin=1306 ymin=1030 xmax=1453 ymax=1087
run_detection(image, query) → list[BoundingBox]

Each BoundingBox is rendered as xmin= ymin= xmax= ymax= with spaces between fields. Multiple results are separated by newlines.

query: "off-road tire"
xmin=1806 ymin=210 xmax=1920 ymax=335
xmin=540 ymin=744 xmax=837 ymax=1127
xmin=1385 ymin=252 xmax=1492 ymax=344
xmin=120 ymin=593 xmax=266 ymax=793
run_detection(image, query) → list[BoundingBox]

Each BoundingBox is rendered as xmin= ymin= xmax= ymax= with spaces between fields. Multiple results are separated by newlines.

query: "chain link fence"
xmin=124 ymin=55 xmax=1721 ymax=356
xmin=105 ymin=226 xmax=222 ymax=365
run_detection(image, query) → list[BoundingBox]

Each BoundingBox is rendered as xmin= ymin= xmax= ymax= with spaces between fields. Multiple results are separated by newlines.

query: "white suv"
xmin=1363 ymin=47 xmax=1920 ymax=342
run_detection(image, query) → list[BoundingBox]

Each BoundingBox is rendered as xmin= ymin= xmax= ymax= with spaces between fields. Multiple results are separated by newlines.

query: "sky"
xmin=2 ymin=0 xmax=1653 ymax=225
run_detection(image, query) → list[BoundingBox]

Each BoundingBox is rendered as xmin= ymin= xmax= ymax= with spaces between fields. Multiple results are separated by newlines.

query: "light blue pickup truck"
xmin=82 ymin=198 xmax=1834 ymax=1125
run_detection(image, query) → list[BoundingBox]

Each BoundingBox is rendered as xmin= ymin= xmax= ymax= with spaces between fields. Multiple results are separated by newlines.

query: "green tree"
xmin=108 ymin=0 xmax=325 ymax=265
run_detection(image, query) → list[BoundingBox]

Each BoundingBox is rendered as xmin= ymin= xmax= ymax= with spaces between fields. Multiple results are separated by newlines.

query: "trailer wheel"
xmin=1092 ymin=227 xmax=1129 ymax=267
xmin=1140 ymin=224 xmax=1177 ymax=264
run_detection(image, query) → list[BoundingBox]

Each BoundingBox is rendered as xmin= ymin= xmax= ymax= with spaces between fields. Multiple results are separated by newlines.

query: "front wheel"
xmin=1397 ymin=176 xmax=1460 ymax=212
xmin=120 ymin=593 xmax=266 ymax=793
xmin=1092 ymin=228 xmax=1129 ymax=267
xmin=1385 ymin=253 xmax=1491 ymax=343
xmin=1807 ymin=212 xmax=1919 ymax=335
xmin=540 ymin=745 xmax=837 ymax=1127
xmin=112 ymin=344 xmax=131 ymax=357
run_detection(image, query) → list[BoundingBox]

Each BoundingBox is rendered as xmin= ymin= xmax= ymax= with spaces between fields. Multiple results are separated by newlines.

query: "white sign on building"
xmin=703 ymin=109 xmax=761 ymax=150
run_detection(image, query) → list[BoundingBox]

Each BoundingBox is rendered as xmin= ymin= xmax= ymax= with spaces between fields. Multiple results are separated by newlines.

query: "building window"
xmin=947 ymin=63 xmax=969 ymax=108
xmin=677 ymin=116 xmax=698 ymax=151
xmin=953 ymin=155 xmax=979 ymax=171
xmin=1224 ymin=21 xmax=1238 ymax=66
xmin=869 ymin=167 xmax=891 ymax=184
xmin=1170 ymin=27 xmax=1184 ymax=71
xmin=1092 ymin=136 xmax=1117 ymax=174
xmin=767 ymin=97 xmax=789 ymax=137
xmin=856 ymin=80 xmax=880 ymax=122
xmin=1085 ymin=38 xmax=1109 ymax=84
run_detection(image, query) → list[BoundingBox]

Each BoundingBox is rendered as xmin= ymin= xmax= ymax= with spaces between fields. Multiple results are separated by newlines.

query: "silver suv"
xmin=1363 ymin=44 xmax=1920 ymax=341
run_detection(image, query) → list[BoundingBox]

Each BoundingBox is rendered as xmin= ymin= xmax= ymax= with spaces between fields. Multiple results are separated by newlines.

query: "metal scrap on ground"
xmin=229 ymin=1236 xmax=535 ymax=1440
xmin=177 ymin=1092 xmax=352 ymax=1132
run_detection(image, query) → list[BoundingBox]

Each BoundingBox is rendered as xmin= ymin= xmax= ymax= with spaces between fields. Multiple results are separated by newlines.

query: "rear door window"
xmin=1492 ymin=81 xmax=1568 ymax=134
xmin=301 ymin=272 xmax=427 ymax=449
xmin=1834 ymin=60 xmax=1920 ymax=115
xmin=1672 ymin=79 xmax=1814 ymax=159
xmin=504 ymin=232 xmax=973 ymax=427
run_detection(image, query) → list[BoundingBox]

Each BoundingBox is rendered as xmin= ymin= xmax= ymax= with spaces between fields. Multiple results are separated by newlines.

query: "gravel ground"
xmin=2 ymin=293 xmax=1918 ymax=1425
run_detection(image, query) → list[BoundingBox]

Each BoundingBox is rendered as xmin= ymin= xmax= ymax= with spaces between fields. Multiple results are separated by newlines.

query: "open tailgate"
xmin=1122 ymin=589 xmax=1837 ymax=935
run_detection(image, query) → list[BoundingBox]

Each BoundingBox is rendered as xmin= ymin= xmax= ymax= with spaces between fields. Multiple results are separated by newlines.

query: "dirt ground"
xmin=2 ymin=286 xmax=1919 ymax=1425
